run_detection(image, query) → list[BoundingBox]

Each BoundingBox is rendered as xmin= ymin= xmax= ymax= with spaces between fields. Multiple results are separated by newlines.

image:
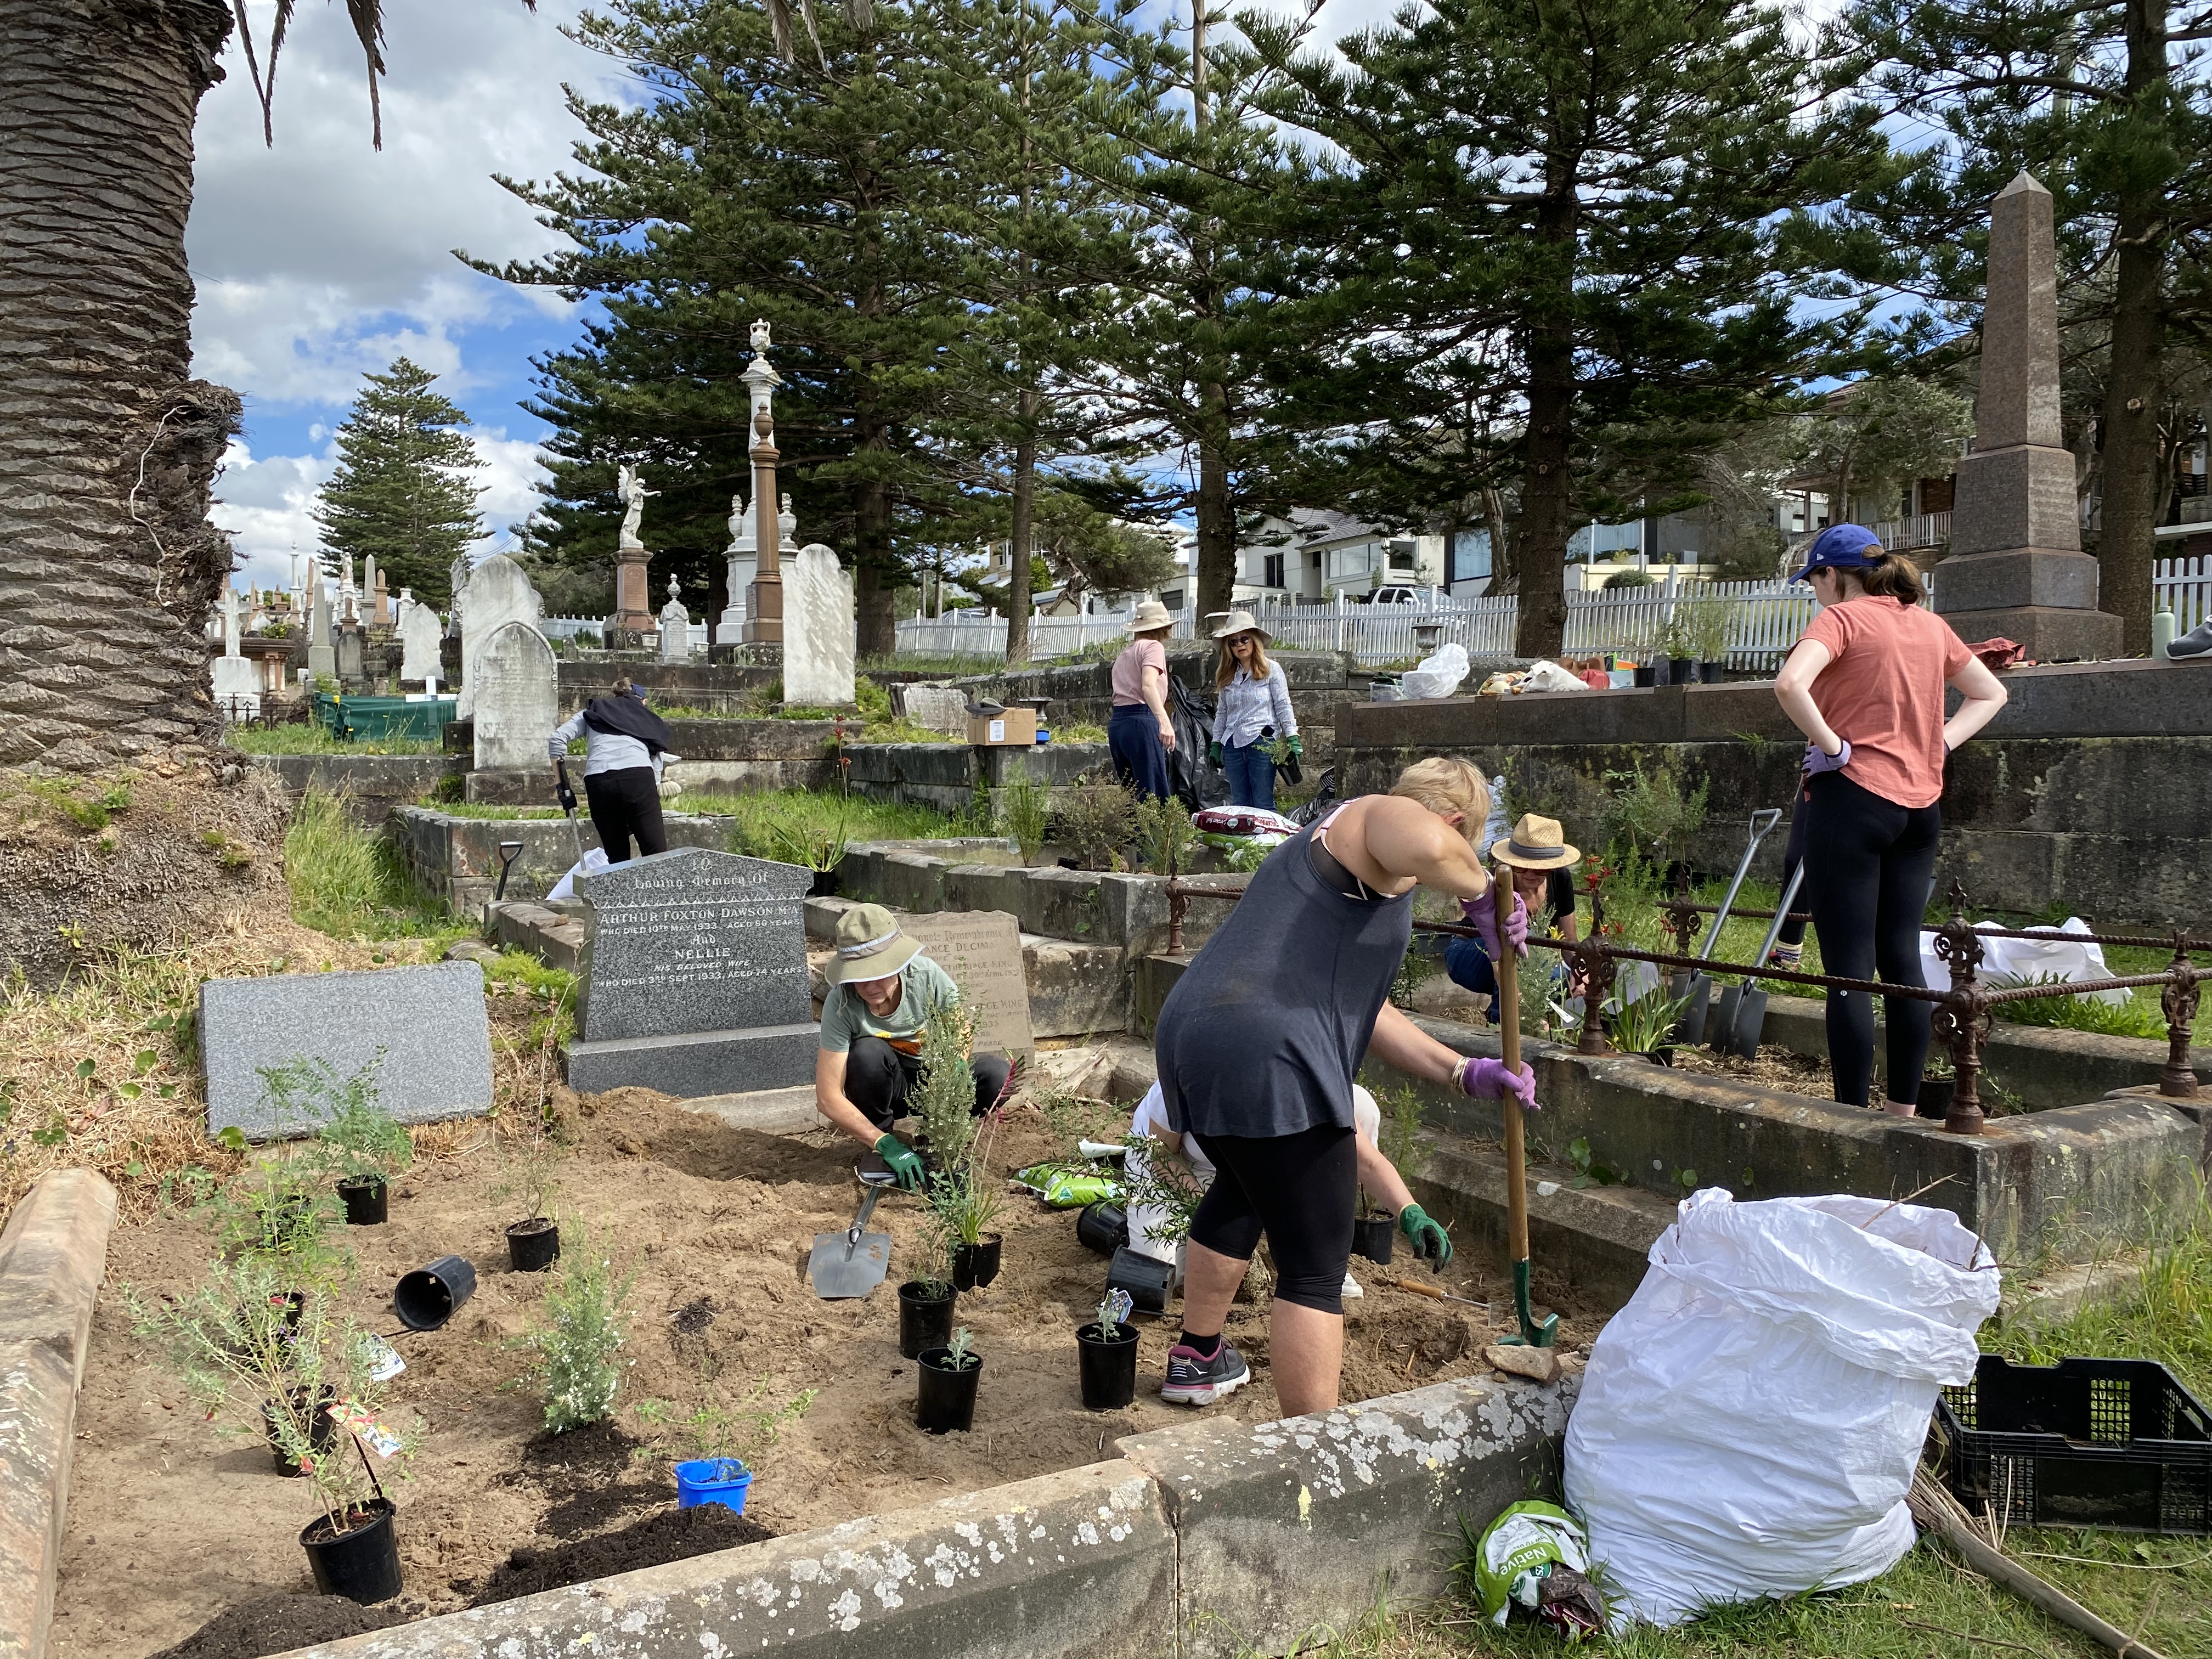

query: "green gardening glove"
xmin=1286 ymin=735 xmax=1303 ymax=758
xmin=874 ymin=1134 xmax=926 ymax=1193
xmin=1207 ymin=740 xmax=1222 ymax=766
xmin=1398 ymin=1203 xmax=1453 ymax=1268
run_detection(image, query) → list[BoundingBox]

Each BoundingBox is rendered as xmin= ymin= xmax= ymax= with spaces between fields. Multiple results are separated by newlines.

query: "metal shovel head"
xmin=1709 ymin=983 xmax=1746 ymax=1051
xmin=1673 ymin=979 xmax=1712 ymax=1047
xmin=807 ymin=1178 xmax=894 ymax=1300
xmin=1726 ymin=985 xmax=1769 ymax=1060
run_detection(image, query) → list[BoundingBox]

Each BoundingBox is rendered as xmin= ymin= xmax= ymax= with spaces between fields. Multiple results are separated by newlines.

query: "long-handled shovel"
xmin=1491 ymin=862 xmax=1558 ymax=1350
xmin=1722 ymin=861 xmax=1809 ymax=1059
xmin=1673 ymin=808 xmax=1781 ymax=1045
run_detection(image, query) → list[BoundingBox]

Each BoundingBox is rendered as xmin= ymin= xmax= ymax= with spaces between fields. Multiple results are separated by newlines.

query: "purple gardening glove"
xmin=1460 ymin=884 xmax=1528 ymax=961
xmin=1802 ymin=738 xmax=1852 ymax=776
xmin=1455 ymin=1056 xmax=1538 ymax=1111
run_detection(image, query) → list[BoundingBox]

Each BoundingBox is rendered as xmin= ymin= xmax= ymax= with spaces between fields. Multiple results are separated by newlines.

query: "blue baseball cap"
xmin=1792 ymin=523 xmax=1884 ymax=583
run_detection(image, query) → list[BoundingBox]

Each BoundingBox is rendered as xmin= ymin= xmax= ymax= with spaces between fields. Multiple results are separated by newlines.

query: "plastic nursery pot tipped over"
xmin=337 ymin=1177 xmax=388 ymax=1227
xmin=951 ymin=1234 xmax=1003 ymax=1291
xmin=1351 ymin=1215 xmax=1395 ymax=1265
xmin=1075 ymin=1202 xmax=1127 ymax=1257
xmin=1076 ymin=1321 xmax=1138 ymax=1410
xmin=393 ymin=1255 xmax=478 ymax=1331
xmin=506 ymin=1217 xmax=561 ymax=1272
xmin=916 ymin=1347 xmax=983 ymax=1434
xmin=300 ymin=1497 xmax=402 ymax=1604
xmin=674 ymin=1458 xmax=753 ymax=1514
xmin=898 ymin=1280 xmax=956 ymax=1360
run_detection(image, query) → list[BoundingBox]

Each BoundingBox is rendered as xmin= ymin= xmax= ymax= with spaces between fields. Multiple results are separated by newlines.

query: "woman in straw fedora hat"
xmin=1107 ymin=596 xmax=1178 ymax=803
xmin=813 ymin=903 xmax=1012 ymax=1191
xmin=1152 ymin=757 xmax=1537 ymax=1415
xmin=1443 ymin=814 xmax=1582 ymax=1022
xmin=1208 ymin=610 xmax=1299 ymax=811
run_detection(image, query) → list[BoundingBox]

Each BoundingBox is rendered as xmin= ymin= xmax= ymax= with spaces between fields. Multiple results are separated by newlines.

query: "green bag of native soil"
xmin=1013 ymin=1164 xmax=1120 ymax=1208
xmin=1469 ymin=1500 xmax=1605 ymax=1639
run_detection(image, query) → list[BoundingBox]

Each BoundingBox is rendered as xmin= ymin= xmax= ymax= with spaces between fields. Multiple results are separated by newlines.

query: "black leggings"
xmin=584 ymin=766 xmax=669 ymax=865
xmin=843 ymin=1036 xmax=1014 ymax=1131
xmin=1189 ymin=1124 xmax=1357 ymax=1316
xmin=1803 ymin=771 xmax=1942 ymax=1108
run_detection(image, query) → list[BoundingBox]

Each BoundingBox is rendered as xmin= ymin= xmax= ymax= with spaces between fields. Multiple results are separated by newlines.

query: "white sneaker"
xmin=1341 ymin=1271 xmax=1363 ymax=1299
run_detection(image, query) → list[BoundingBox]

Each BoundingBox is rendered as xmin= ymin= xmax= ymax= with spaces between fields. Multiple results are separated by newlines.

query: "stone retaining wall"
xmin=944 ymin=648 xmax=1360 ymax=751
xmin=840 ymin=742 xmax=1110 ymax=815
xmin=241 ymin=754 xmax=460 ymax=823
xmin=1336 ymin=658 xmax=2212 ymax=923
xmin=275 ymin=1372 xmax=1571 ymax=1659
xmin=392 ymin=807 xmax=733 ymax=913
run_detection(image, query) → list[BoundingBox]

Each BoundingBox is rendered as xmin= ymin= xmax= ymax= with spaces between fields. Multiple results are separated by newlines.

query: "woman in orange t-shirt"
xmin=1772 ymin=524 xmax=2008 ymax=1114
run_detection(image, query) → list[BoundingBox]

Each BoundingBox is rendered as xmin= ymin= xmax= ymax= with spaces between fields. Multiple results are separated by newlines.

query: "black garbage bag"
xmin=1167 ymin=675 xmax=1228 ymax=812
xmin=1289 ymin=768 xmax=1338 ymax=826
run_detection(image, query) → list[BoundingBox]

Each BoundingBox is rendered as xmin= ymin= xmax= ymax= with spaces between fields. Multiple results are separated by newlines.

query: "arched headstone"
xmin=474 ymin=620 xmax=557 ymax=770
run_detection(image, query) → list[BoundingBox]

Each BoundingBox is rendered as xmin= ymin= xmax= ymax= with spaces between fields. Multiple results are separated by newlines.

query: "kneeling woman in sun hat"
xmin=813 ymin=904 xmax=1013 ymax=1189
xmin=1444 ymin=815 xmax=1581 ymax=1018
xmin=1773 ymin=523 xmax=2008 ymax=1114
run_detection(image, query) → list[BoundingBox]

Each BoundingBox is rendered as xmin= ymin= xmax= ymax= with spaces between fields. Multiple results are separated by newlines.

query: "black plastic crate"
xmin=1937 ymin=1355 xmax=2212 ymax=1534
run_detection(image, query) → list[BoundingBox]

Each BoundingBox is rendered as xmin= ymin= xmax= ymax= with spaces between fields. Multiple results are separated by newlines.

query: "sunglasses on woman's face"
xmin=1231 ymin=635 xmax=1256 ymax=648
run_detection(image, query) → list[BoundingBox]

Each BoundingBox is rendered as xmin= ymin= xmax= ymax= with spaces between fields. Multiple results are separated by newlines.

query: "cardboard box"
xmin=967 ymin=708 xmax=1037 ymax=747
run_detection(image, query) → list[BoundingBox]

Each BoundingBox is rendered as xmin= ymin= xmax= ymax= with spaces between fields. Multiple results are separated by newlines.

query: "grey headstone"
xmin=399 ymin=601 xmax=444 ymax=684
xmin=782 ymin=543 xmax=856 ymax=705
xmin=200 ymin=962 xmax=494 ymax=1142
xmin=895 ymin=682 xmax=969 ymax=735
xmin=457 ymin=553 xmax=545 ymax=720
xmin=575 ymin=846 xmax=813 ymax=1042
xmin=306 ymin=579 xmax=336 ymax=679
xmin=901 ymin=910 xmax=1034 ymax=1059
xmin=473 ymin=620 xmax=558 ymax=770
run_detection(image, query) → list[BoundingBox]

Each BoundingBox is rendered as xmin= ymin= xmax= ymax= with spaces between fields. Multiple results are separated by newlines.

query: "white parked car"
xmin=1368 ymin=585 xmax=1422 ymax=606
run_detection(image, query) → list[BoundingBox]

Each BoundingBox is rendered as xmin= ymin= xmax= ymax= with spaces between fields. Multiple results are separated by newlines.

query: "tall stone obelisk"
xmin=741 ymin=320 xmax=785 ymax=649
xmin=1936 ymin=173 xmax=2121 ymax=659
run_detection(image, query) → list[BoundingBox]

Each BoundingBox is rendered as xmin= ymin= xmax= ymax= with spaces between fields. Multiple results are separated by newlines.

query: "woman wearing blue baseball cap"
xmin=1771 ymin=524 xmax=2008 ymax=1113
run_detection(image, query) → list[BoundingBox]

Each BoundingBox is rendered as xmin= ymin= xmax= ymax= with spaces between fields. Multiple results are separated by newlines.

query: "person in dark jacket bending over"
xmin=814 ymin=904 xmax=1013 ymax=1190
xmin=548 ymin=676 xmax=680 ymax=864
xmin=1152 ymin=757 xmax=1536 ymax=1415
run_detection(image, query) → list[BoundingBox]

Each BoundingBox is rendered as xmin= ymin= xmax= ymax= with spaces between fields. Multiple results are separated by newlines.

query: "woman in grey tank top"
xmin=1153 ymin=758 xmax=1539 ymax=1416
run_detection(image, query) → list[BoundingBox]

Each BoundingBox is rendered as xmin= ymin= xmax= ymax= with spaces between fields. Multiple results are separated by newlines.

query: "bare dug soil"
xmin=51 ymin=1085 xmax=1600 ymax=1659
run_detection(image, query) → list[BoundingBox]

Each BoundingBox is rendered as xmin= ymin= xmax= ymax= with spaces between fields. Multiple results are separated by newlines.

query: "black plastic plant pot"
xmin=809 ymin=868 xmax=842 ymax=898
xmin=916 ymin=1348 xmax=983 ymax=1434
xmin=898 ymin=1280 xmax=956 ymax=1360
xmin=1105 ymin=1246 xmax=1175 ymax=1316
xmin=951 ymin=1234 xmax=1002 ymax=1291
xmin=1076 ymin=1322 xmax=1139 ymax=1410
xmin=1634 ymin=1046 xmax=1677 ymax=1068
xmin=337 ymin=1177 xmax=388 ymax=1227
xmin=1351 ymin=1215 xmax=1395 ymax=1265
xmin=394 ymin=1255 xmax=478 ymax=1331
xmin=1916 ymin=1077 xmax=1956 ymax=1120
xmin=263 ymin=1385 xmax=338 ymax=1476
xmin=1701 ymin=662 xmax=1727 ymax=684
xmin=506 ymin=1217 xmax=561 ymax=1272
xmin=1633 ymin=665 xmax=1656 ymax=688
xmin=1669 ymin=658 xmax=1698 ymax=684
xmin=301 ymin=1497 xmax=402 ymax=1604
xmin=1075 ymin=1201 xmax=1127 ymax=1257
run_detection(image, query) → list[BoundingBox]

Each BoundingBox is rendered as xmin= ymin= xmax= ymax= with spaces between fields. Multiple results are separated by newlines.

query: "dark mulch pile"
xmin=146 ymin=1595 xmax=422 ymax=1659
xmin=511 ymin=1419 xmax=668 ymax=1539
xmin=468 ymin=1504 xmax=777 ymax=1606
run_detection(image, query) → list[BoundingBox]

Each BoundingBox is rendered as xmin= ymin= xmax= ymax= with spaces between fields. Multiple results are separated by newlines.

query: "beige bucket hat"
xmin=1209 ymin=608 xmax=1272 ymax=644
xmin=1492 ymin=813 xmax=1581 ymax=870
xmin=1129 ymin=596 xmax=1174 ymax=633
xmin=825 ymin=902 xmax=922 ymax=985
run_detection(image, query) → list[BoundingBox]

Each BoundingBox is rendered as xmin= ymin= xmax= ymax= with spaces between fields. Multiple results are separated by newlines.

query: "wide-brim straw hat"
xmin=1129 ymin=597 xmax=1174 ymax=633
xmin=1209 ymin=608 xmax=1272 ymax=644
xmin=825 ymin=902 xmax=922 ymax=985
xmin=1492 ymin=812 xmax=1579 ymax=870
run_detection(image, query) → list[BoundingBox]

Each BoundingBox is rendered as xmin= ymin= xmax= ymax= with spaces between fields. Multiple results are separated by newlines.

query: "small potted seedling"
xmin=997 ymin=763 xmax=1049 ymax=868
xmin=897 ymin=1230 xmax=958 ymax=1360
xmin=1351 ymin=1189 xmax=1395 ymax=1264
xmin=916 ymin=1325 xmax=982 ymax=1434
xmin=131 ymin=1256 xmax=419 ymax=1603
xmin=943 ymin=1172 xmax=1005 ymax=1291
xmin=1917 ymin=1053 xmax=1956 ymax=1120
xmin=915 ymin=1003 xmax=1003 ymax=1290
xmin=292 ymin=1060 xmax=413 ymax=1226
xmin=494 ymin=1104 xmax=565 ymax=1271
xmin=639 ymin=1375 xmax=818 ymax=1515
xmin=1076 ymin=1288 xmax=1138 ymax=1410
xmin=511 ymin=1221 xmax=635 ymax=1433
xmin=1606 ymin=986 xmax=1695 ymax=1066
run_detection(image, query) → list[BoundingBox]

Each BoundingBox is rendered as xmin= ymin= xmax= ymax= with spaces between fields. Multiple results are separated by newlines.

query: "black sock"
xmin=1178 ymin=1330 xmax=1222 ymax=1358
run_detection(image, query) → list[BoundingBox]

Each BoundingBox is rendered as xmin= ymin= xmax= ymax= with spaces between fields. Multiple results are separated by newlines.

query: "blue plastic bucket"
xmin=674 ymin=1458 xmax=753 ymax=1513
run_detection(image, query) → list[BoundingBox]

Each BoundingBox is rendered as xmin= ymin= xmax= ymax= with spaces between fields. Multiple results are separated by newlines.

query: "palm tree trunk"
xmin=0 ymin=0 xmax=242 ymax=768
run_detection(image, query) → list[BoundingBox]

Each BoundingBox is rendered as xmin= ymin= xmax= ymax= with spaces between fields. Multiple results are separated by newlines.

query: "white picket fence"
xmin=2159 ymin=554 xmax=2212 ymax=632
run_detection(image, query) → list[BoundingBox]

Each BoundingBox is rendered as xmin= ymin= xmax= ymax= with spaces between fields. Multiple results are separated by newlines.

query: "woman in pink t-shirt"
xmin=1108 ymin=597 xmax=1179 ymax=802
xmin=1772 ymin=523 xmax=2008 ymax=1115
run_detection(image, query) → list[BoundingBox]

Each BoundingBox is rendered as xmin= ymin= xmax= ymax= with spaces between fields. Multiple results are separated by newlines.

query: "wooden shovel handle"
xmin=1491 ymin=859 xmax=1531 ymax=1266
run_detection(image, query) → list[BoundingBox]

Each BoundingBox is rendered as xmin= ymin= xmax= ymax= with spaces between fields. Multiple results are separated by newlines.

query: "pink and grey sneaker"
xmin=1160 ymin=1339 xmax=1250 ymax=1406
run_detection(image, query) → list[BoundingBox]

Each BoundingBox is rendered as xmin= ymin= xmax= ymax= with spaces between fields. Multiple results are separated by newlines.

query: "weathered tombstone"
xmin=474 ymin=620 xmax=557 ymax=770
xmin=210 ymin=584 xmax=260 ymax=718
xmin=565 ymin=847 xmax=817 ymax=1097
xmin=456 ymin=553 xmax=546 ymax=720
xmin=783 ymin=542 xmax=856 ymax=705
xmin=901 ymin=910 xmax=1035 ymax=1060
xmin=335 ymin=624 xmax=364 ymax=685
xmin=658 ymin=575 xmax=691 ymax=663
xmin=898 ymin=683 xmax=970 ymax=735
xmin=200 ymin=962 xmax=495 ymax=1142
xmin=306 ymin=579 xmax=336 ymax=681
xmin=1938 ymin=173 xmax=2123 ymax=660
xmin=399 ymin=600 xmax=444 ymax=685
xmin=718 ymin=491 xmax=753 ymax=643
xmin=372 ymin=567 xmax=390 ymax=627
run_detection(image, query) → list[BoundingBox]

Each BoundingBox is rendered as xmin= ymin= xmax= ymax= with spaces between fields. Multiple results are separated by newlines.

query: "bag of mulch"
xmin=546 ymin=848 xmax=610 ymax=901
xmin=1469 ymin=1501 xmax=1606 ymax=1639
xmin=1013 ymin=1163 xmax=1121 ymax=1208
xmin=1193 ymin=806 xmax=1301 ymax=838
xmin=1564 ymin=1189 xmax=1999 ymax=1629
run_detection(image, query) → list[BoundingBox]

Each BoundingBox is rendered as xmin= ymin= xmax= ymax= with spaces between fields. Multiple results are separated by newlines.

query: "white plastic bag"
xmin=1564 ymin=1189 xmax=1998 ymax=1630
xmin=1916 ymin=916 xmax=2126 ymax=1007
xmin=546 ymin=847 xmax=610 ymax=901
xmin=1401 ymin=641 xmax=1470 ymax=699
xmin=1519 ymin=659 xmax=1592 ymax=694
